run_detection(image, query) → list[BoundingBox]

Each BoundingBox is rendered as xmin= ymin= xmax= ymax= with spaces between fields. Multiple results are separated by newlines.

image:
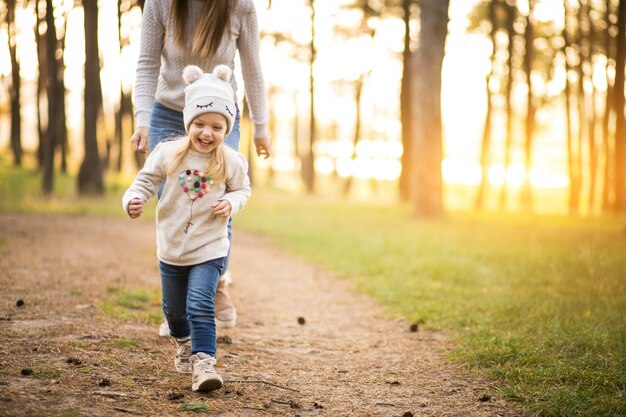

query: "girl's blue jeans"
xmin=148 ymin=100 xmax=240 ymax=272
xmin=160 ymin=258 xmax=226 ymax=355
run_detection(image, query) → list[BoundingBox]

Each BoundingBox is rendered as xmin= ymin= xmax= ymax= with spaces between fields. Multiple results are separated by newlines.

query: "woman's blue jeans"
xmin=160 ymin=258 xmax=226 ymax=355
xmin=148 ymin=101 xmax=240 ymax=272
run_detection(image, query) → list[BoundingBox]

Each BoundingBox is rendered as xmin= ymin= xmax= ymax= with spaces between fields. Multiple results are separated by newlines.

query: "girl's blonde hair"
xmin=168 ymin=0 xmax=232 ymax=60
xmin=166 ymin=136 xmax=228 ymax=184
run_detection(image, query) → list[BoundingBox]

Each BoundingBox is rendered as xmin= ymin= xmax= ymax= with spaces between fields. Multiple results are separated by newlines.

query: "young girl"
xmin=130 ymin=0 xmax=271 ymax=333
xmin=123 ymin=65 xmax=251 ymax=391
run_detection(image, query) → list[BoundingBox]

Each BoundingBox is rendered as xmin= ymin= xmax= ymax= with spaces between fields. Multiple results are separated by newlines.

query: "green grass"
xmin=113 ymin=338 xmax=142 ymax=349
xmin=178 ymin=402 xmax=212 ymax=413
xmin=0 ymin=153 xmax=155 ymax=218
xmin=2 ymin=157 xmax=625 ymax=415
xmin=100 ymin=286 xmax=163 ymax=325
xmin=236 ymin=188 xmax=626 ymax=417
xmin=34 ymin=368 xmax=63 ymax=379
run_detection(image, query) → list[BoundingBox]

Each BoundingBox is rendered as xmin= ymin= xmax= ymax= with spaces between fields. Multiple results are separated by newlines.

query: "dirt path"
xmin=0 ymin=213 xmax=525 ymax=416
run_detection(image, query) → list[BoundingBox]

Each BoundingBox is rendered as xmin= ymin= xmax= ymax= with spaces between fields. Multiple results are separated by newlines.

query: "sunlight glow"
xmin=488 ymin=164 xmax=525 ymax=187
xmin=0 ymin=29 xmax=9 ymax=77
xmin=336 ymin=158 xmax=352 ymax=178
xmin=1 ymin=0 xmax=574 ymax=202
xmin=442 ymin=158 xmax=482 ymax=186
xmin=15 ymin=6 xmax=38 ymax=80
xmin=487 ymin=163 xmax=568 ymax=189
xmin=315 ymin=156 xmax=335 ymax=175
xmin=534 ymin=0 xmax=564 ymax=25
xmin=312 ymin=139 xmax=403 ymax=180
xmin=530 ymin=167 xmax=569 ymax=188
xmin=272 ymin=155 xmax=298 ymax=172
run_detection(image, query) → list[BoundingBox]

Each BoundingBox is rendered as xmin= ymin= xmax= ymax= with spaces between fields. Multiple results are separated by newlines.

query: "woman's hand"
xmin=211 ymin=200 xmax=232 ymax=217
xmin=253 ymin=137 xmax=271 ymax=159
xmin=128 ymin=198 xmax=144 ymax=219
xmin=130 ymin=126 xmax=149 ymax=153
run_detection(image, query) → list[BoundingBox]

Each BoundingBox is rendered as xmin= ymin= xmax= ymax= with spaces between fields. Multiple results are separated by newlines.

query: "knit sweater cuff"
xmin=253 ymin=123 xmax=269 ymax=139
xmin=136 ymin=111 xmax=152 ymax=129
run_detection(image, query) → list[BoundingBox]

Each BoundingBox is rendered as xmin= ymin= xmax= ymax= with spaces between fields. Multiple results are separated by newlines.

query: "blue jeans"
xmin=160 ymin=258 xmax=226 ymax=355
xmin=149 ymin=101 xmax=240 ymax=272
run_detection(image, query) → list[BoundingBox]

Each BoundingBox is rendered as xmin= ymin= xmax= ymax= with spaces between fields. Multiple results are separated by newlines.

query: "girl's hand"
xmin=128 ymin=198 xmax=144 ymax=219
xmin=211 ymin=200 xmax=232 ymax=217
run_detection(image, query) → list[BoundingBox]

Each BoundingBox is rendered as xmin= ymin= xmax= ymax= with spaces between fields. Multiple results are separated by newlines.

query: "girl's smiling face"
xmin=188 ymin=112 xmax=228 ymax=153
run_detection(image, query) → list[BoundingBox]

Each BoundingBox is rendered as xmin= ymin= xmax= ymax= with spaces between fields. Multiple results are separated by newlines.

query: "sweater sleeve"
xmin=122 ymin=145 xmax=166 ymax=216
xmin=237 ymin=3 xmax=270 ymax=139
xmin=222 ymin=151 xmax=251 ymax=217
xmin=133 ymin=0 xmax=165 ymax=128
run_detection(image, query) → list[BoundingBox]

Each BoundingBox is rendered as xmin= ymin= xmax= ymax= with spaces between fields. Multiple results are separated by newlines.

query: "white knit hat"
xmin=182 ymin=65 xmax=236 ymax=134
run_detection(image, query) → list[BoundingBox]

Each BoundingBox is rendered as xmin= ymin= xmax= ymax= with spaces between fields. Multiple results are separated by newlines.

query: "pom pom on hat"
xmin=183 ymin=65 xmax=204 ymax=85
xmin=182 ymin=65 xmax=237 ymax=134
xmin=213 ymin=65 xmax=232 ymax=82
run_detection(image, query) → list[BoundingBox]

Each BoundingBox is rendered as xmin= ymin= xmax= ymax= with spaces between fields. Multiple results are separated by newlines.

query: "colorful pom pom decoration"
xmin=179 ymin=170 xmax=212 ymax=200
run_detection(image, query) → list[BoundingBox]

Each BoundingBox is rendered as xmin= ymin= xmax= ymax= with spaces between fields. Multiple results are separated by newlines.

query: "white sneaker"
xmin=159 ymin=320 xmax=170 ymax=337
xmin=175 ymin=336 xmax=192 ymax=374
xmin=191 ymin=352 xmax=223 ymax=392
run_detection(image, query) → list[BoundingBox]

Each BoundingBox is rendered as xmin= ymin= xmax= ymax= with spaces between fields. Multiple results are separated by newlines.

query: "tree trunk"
xmin=601 ymin=0 xmax=615 ymax=212
xmin=563 ymin=0 xmax=581 ymax=214
xmin=500 ymin=1 xmax=516 ymax=209
xmin=115 ymin=0 xmax=126 ymax=172
xmin=7 ymin=0 xmax=22 ymax=166
xmin=42 ymin=0 xmax=59 ymax=195
xmin=78 ymin=0 xmax=104 ymax=195
xmin=34 ymin=0 xmax=47 ymax=168
xmin=131 ymin=1 xmax=146 ymax=171
xmin=115 ymin=0 xmax=142 ymax=172
xmin=301 ymin=0 xmax=316 ymax=193
xmin=585 ymin=0 xmax=598 ymax=213
xmin=114 ymin=88 xmax=124 ymax=171
xmin=343 ymin=76 xmax=364 ymax=197
xmin=475 ymin=0 xmax=497 ymax=210
xmin=614 ymin=0 xmax=626 ymax=211
xmin=266 ymin=86 xmax=277 ymax=185
xmin=521 ymin=0 xmax=535 ymax=211
xmin=57 ymin=18 xmax=69 ymax=174
xmin=575 ymin=2 xmax=587 ymax=213
xmin=602 ymin=79 xmax=614 ymax=211
xmin=291 ymin=91 xmax=300 ymax=177
xmin=242 ymin=97 xmax=254 ymax=185
xmin=411 ymin=0 xmax=449 ymax=217
xmin=399 ymin=0 xmax=414 ymax=202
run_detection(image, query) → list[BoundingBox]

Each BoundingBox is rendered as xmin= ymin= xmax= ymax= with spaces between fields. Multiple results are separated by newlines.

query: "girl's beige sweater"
xmin=135 ymin=0 xmax=269 ymax=138
xmin=122 ymin=140 xmax=251 ymax=266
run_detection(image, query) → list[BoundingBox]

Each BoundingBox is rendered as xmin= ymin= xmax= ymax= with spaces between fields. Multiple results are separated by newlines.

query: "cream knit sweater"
xmin=134 ymin=0 xmax=269 ymax=138
xmin=122 ymin=140 xmax=251 ymax=266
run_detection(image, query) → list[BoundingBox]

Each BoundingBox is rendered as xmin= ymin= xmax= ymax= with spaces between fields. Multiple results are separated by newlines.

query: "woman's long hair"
xmin=166 ymin=136 xmax=228 ymax=184
xmin=168 ymin=0 xmax=232 ymax=60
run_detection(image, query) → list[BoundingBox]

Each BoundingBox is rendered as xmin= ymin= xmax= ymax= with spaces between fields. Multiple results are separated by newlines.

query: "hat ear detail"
xmin=213 ymin=65 xmax=232 ymax=82
xmin=183 ymin=65 xmax=204 ymax=85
